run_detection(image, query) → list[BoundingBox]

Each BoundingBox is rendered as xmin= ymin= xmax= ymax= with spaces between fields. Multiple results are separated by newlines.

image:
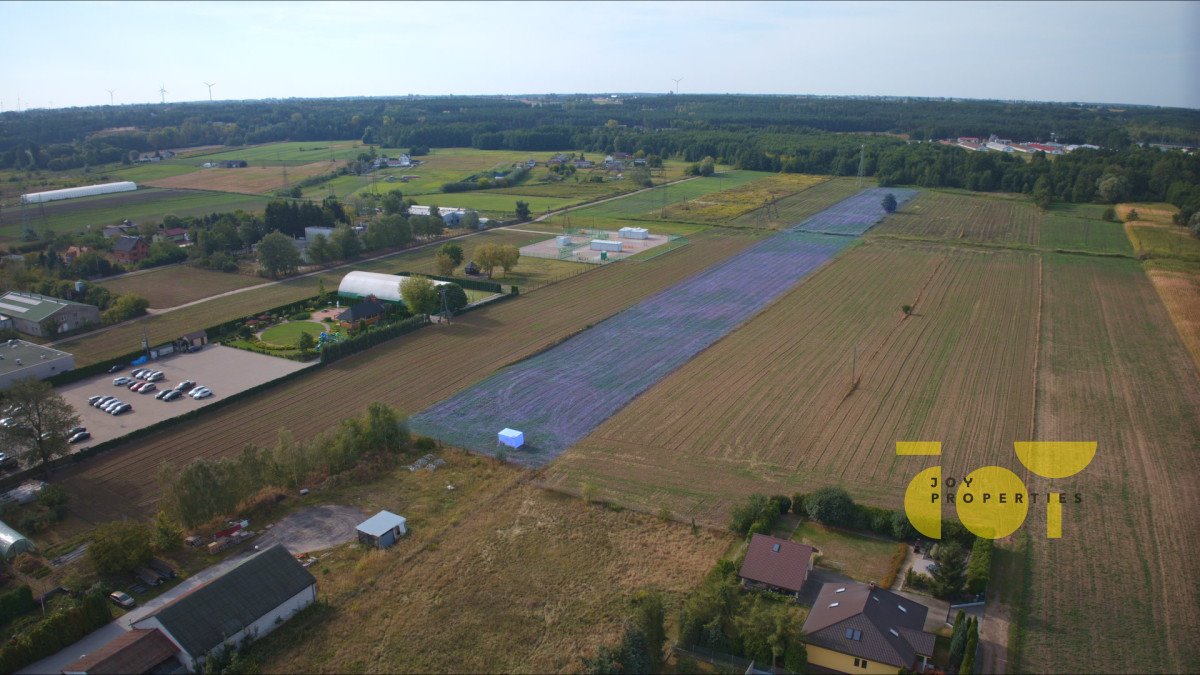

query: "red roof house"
xmin=738 ymin=533 xmax=814 ymax=598
xmin=62 ymin=628 xmax=181 ymax=675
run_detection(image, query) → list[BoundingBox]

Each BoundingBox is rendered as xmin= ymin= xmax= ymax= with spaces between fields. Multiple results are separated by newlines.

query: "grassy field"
xmin=333 ymin=148 xmax=568 ymax=200
xmin=570 ymin=171 xmax=767 ymax=220
xmin=144 ymin=161 xmax=337 ymax=195
xmin=793 ymin=521 xmax=900 ymax=584
xmin=259 ymin=320 xmax=325 ymax=347
xmin=729 ymin=177 xmax=866 ymax=229
xmin=416 ymin=190 xmax=577 ymax=216
xmin=1116 ymin=202 xmax=1180 ymax=225
xmin=54 ymin=230 xmax=761 ymax=519
xmin=106 ymin=162 xmax=204 ymax=182
xmin=1125 ymin=222 xmax=1200 ymax=261
xmin=99 ymin=266 xmax=265 ymax=309
xmin=178 ymin=141 xmax=368 ymax=166
xmin=244 ymin=457 xmax=730 ymax=673
xmin=1039 ymin=207 xmax=1132 ymax=254
xmin=0 ymin=188 xmax=270 ymax=242
xmin=659 ymin=173 xmax=830 ymax=223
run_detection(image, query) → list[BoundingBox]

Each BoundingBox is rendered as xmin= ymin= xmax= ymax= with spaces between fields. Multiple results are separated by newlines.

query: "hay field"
xmin=54 ymin=231 xmax=760 ymax=519
xmin=182 ymin=141 xmax=367 ymax=166
xmin=145 ymin=161 xmax=336 ymax=195
xmin=249 ymin=472 xmax=730 ymax=673
xmin=1144 ymin=266 xmax=1200 ymax=369
xmin=100 ymin=266 xmax=265 ymax=309
xmin=571 ymin=171 xmax=766 ymax=219
xmin=658 ymin=173 xmax=828 ymax=223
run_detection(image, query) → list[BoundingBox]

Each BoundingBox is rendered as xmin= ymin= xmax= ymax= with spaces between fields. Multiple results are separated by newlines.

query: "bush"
xmin=413 ymin=436 xmax=438 ymax=453
xmin=88 ymin=520 xmax=153 ymax=574
xmin=770 ymin=494 xmax=791 ymax=515
xmin=0 ymin=585 xmax=35 ymax=625
xmin=804 ymin=486 xmax=856 ymax=526
xmin=880 ymin=542 xmax=908 ymax=589
xmin=729 ymin=494 xmax=781 ymax=536
xmin=0 ymin=590 xmax=111 ymax=673
xmin=965 ymin=536 xmax=993 ymax=595
xmin=791 ymin=492 xmax=805 ymax=515
xmin=289 ymin=311 xmax=311 ymax=321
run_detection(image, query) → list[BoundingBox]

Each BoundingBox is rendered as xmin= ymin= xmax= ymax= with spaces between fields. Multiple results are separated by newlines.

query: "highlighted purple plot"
xmin=410 ymin=188 xmax=914 ymax=466
xmin=794 ymin=187 xmax=918 ymax=236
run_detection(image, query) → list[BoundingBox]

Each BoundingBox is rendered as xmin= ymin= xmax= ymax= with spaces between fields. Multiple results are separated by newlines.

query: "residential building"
xmin=338 ymin=298 xmax=386 ymax=328
xmin=356 ymin=510 xmax=408 ymax=549
xmin=101 ymin=223 xmax=138 ymax=239
xmin=62 ymin=245 xmax=92 ymax=264
xmin=802 ymin=582 xmax=936 ymax=674
xmin=131 ymin=544 xmax=316 ymax=673
xmin=0 ymin=339 xmax=76 ymax=391
xmin=154 ymin=227 xmax=190 ymax=244
xmin=737 ymin=533 xmax=814 ymax=599
xmin=0 ymin=291 xmax=100 ymax=337
xmin=112 ymin=235 xmax=150 ymax=264
xmin=62 ymin=628 xmax=182 ymax=675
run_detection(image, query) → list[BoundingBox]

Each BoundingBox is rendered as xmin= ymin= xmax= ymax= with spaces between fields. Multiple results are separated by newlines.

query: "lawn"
xmin=259 ymin=320 xmax=326 ymax=347
xmin=99 ymin=266 xmax=265 ymax=309
xmin=792 ymin=521 xmax=900 ymax=584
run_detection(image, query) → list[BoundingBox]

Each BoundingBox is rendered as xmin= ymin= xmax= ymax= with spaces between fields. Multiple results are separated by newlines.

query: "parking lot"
xmin=58 ymin=345 xmax=314 ymax=448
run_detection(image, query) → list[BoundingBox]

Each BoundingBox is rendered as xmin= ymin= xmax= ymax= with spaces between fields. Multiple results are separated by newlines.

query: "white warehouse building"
xmin=20 ymin=181 xmax=137 ymax=205
xmin=338 ymin=270 xmax=451 ymax=303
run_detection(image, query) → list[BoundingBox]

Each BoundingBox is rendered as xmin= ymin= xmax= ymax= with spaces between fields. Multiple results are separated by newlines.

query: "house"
xmin=356 ymin=510 xmax=408 ymax=549
xmin=0 ymin=291 xmax=100 ymax=337
xmin=102 ymin=223 xmax=139 ymax=239
xmin=802 ymin=582 xmax=936 ymax=674
xmin=0 ymin=339 xmax=75 ymax=391
xmin=62 ymin=628 xmax=182 ymax=675
xmin=154 ymin=227 xmax=190 ymax=244
xmin=338 ymin=298 xmax=386 ymax=327
xmin=612 ymin=152 xmax=633 ymax=161
xmin=112 ymin=235 xmax=150 ymax=264
xmin=572 ymin=159 xmax=595 ymax=168
xmin=131 ymin=544 xmax=316 ymax=673
xmin=737 ymin=533 xmax=814 ymax=598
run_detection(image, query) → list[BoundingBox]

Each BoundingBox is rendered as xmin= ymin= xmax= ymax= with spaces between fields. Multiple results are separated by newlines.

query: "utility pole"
xmin=438 ymin=286 xmax=452 ymax=324
xmin=851 ymin=344 xmax=857 ymax=389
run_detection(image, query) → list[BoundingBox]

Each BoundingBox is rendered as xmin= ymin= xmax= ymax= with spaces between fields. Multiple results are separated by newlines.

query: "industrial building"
xmin=20 ymin=181 xmax=137 ymax=205
xmin=338 ymin=271 xmax=451 ymax=304
xmin=0 ymin=340 xmax=75 ymax=391
xmin=0 ymin=291 xmax=101 ymax=337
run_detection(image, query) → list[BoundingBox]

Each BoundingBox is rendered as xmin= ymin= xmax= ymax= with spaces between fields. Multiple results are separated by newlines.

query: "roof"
xmin=0 ymin=339 xmax=74 ymax=377
xmin=113 ymin=236 xmax=147 ymax=252
xmin=181 ymin=330 xmax=207 ymax=341
xmin=338 ymin=299 xmax=385 ymax=322
xmin=63 ymin=628 xmax=179 ymax=674
xmin=738 ymin=534 xmax=813 ymax=592
xmin=0 ymin=518 xmax=34 ymax=561
xmin=802 ymin=582 xmax=934 ymax=668
xmin=357 ymin=510 xmax=407 ymax=537
xmin=0 ymin=291 xmax=96 ymax=323
xmin=161 ymin=227 xmax=189 ymax=237
xmin=338 ymin=271 xmax=450 ymax=303
xmin=135 ymin=544 xmax=315 ymax=657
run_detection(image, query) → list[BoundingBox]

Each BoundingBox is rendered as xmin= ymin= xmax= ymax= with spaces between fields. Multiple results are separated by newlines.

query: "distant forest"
xmin=2 ymin=95 xmax=1199 ymax=221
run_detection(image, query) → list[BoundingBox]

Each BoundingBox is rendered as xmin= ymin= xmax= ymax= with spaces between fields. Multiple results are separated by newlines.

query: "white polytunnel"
xmin=338 ymin=271 xmax=451 ymax=303
xmin=20 ymin=181 xmax=137 ymax=204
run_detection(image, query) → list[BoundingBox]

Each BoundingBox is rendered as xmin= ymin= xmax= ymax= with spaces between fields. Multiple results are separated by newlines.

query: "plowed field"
xmin=872 ymin=190 xmax=1041 ymax=245
xmin=145 ymin=161 xmax=335 ymax=195
xmin=56 ymin=230 xmax=761 ymax=520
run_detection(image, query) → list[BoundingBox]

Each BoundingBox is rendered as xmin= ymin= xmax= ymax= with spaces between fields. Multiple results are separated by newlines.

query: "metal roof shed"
xmin=498 ymin=428 xmax=524 ymax=448
xmin=0 ymin=519 xmax=34 ymax=560
xmin=356 ymin=511 xmax=408 ymax=549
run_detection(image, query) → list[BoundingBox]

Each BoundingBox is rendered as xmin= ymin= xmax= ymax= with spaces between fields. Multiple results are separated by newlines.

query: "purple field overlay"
xmin=409 ymin=188 xmax=916 ymax=466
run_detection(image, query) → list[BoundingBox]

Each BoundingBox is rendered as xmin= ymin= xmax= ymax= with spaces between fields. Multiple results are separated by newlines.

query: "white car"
xmin=113 ymin=376 xmax=132 ymax=386
xmin=102 ymin=399 xmax=124 ymax=413
xmin=146 ymin=372 xmax=165 ymax=382
xmin=191 ymin=388 xmax=212 ymax=400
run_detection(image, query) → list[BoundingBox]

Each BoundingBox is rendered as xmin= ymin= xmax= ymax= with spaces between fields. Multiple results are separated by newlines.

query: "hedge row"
xmin=880 ymin=542 xmax=909 ymax=589
xmin=394 ymin=271 xmax=502 ymax=294
xmin=320 ymin=315 xmax=429 ymax=364
xmin=966 ymin=536 xmax=993 ymax=595
xmin=0 ymin=591 xmax=111 ymax=673
xmin=0 ymin=585 xmax=35 ymax=626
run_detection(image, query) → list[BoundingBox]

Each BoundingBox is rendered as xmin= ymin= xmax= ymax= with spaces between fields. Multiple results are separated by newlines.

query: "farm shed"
xmin=0 ymin=291 xmax=101 ymax=337
xmin=0 ymin=339 xmax=75 ymax=391
xmin=738 ymin=533 xmax=814 ymax=598
xmin=132 ymin=544 xmax=316 ymax=673
xmin=20 ymin=181 xmax=137 ymax=205
xmin=618 ymin=227 xmax=649 ymax=239
xmin=62 ymin=628 xmax=182 ymax=675
xmin=498 ymin=428 xmax=525 ymax=448
xmin=0 ymin=519 xmax=34 ymax=561
xmin=338 ymin=271 xmax=450 ymax=303
xmin=590 ymin=240 xmax=623 ymax=252
xmin=356 ymin=510 xmax=408 ymax=549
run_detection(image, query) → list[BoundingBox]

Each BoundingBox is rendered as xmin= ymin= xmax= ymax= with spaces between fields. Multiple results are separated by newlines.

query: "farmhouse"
xmin=0 ymin=339 xmax=75 ymax=391
xmin=356 ymin=510 xmax=408 ymax=549
xmin=802 ymin=582 xmax=935 ymax=674
xmin=338 ymin=271 xmax=451 ymax=304
xmin=102 ymin=223 xmax=138 ymax=239
xmin=131 ymin=544 xmax=316 ymax=673
xmin=112 ymin=235 xmax=150 ymax=264
xmin=154 ymin=227 xmax=190 ymax=244
xmin=737 ymin=534 xmax=814 ymax=598
xmin=62 ymin=628 xmax=182 ymax=675
xmin=0 ymin=292 xmax=100 ymax=337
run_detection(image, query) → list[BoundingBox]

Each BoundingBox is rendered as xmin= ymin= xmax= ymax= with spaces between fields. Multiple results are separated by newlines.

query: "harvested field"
xmin=180 ymin=141 xmax=366 ymax=166
xmin=659 ymin=174 xmax=828 ymax=223
xmin=99 ymin=266 xmax=264 ymax=309
xmin=249 ymin=473 xmax=731 ymax=674
xmin=1115 ymin=201 xmax=1179 ymax=225
xmin=145 ymin=161 xmax=336 ymax=195
xmin=547 ymin=241 xmax=1040 ymax=521
xmin=1125 ymin=222 xmax=1200 ymax=261
xmin=1016 ymin=254 xmax=1200 ymax=673
xmin=729 ymin=177 xmax=865 ymax=229
xmin=55 ymin=229 xmax=761 ymax=519
xmin=410 ymin=190 xmax=912 ymax=464
xmin=871 ymin=190 xmax=1041 ymax=245
xmin=55 ymin=229 xmax=551 ymax=365
xmin=1145 ymin=267 xmax=1200 ymax=369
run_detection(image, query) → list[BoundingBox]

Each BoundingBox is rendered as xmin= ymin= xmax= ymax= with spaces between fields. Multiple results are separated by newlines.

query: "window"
xmin=898 ymin=604 xmax=908 ymax=613
xmin=889 ymin=628 xmax=900 ymax=637
xmin=772 ymin=543 xmax=781 ymax=552
xmin=829 ymin=601 xmax=840 ymax=607
xmin=860 ymin=659 xmax=869 ymax=669
xmin=836 ymin=587 xmax=846 ymax=593
xmin=845 ymin=628 xmax=862 ymax=641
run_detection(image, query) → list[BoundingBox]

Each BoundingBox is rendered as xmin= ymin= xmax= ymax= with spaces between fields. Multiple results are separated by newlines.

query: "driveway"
xmin=254 ymin=504 xmax=364 ymax=554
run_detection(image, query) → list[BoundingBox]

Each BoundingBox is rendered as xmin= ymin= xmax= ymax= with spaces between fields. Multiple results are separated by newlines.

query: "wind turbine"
xmin=158 ymin=84 xmax=167 ymax=104
xmin=106 ymin=89 xmax=116 ymax=105
xmin=203 ymin=82 xmax=215 ymax=101
xmin=671 ymin=76 xmax=684 ymax=95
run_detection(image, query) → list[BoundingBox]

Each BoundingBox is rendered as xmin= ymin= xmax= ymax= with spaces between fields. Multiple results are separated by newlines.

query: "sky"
xmin=1 ymin=1 xmax=1197 ymax=111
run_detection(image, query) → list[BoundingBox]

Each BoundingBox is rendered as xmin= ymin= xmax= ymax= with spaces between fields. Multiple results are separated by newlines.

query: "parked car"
xmin=108 ymin=591 xmax=136 ymax=609
xmin=111 ymin=403 xmax=132 ymax=415
xmin=0 ymin=453 xmax=18 ymax=471
xmin=163 ymin=389 xmax=184 ymax=401
xmin=155 ymin=389 xmax=170 ymax=400
xmin=130 ymin=369 xmax=147 ymax=379
xmin=0 ymin=417 xmax=15 ymax=427
xmin=113 ymin=376 xmax=132 ymax=386
xmin=68 ymin=426 xmax=87 ymax=436
xmin=146 ymin=372 xmax=165 ymax=382
xmin=87 ymin=395 xmax=103 ymax=405
xmin=107 ymin=365 xmax=124 ymax=374
xmin=191 ymin=388 xmax=212 ymax=400
xmin=93 ymin=396 xmax=115 ymax=408
xmin=69 ymin=431 xmax=91 ymax=443
xmin=137 ymin=383 xmax=156 ymax=394
xmin=102 ymin=399 xmax=124 ymax=413
xmin=174 ymin=380 xmax=196 ymax=392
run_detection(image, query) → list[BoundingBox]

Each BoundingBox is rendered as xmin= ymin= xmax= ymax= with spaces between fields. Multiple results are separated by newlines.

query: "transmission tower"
xmin=857 ymin=144 xmax=866 ymax=188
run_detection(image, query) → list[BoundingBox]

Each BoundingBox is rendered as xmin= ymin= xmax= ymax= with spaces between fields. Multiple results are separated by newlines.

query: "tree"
xmin=381 ymin=189 xmax=406 ymax=216
xmin=439 ymin=242 xmax=464 ymax=268
xmin=0 ymin=378 xmax=81 ymax=475
xmin=901 ymin=304 xmax=913 ymax=316
xmin=101 ymin=294 xmax=149 ymax=325
xmin=434 ymin=253 xmax=455 ymax=276
xmin=1190 ymin=210 xmax=1200 ymax=239
xmin=474 ymin=243 xmax=519 ymax=278
xmin=331 ymin=225 xmax=362 ymax=260
xmin=699 ymin=156 xmax=716 ymax=177
xmin=88 ymin=520 xmax=153 ymax=574
xmin=297 ymin=332 xmax=316 ymax=352
xmin=441 ymin=284 xmax=469 ymax=313
xmin=960 ymin=618 xmax=979 ymax=674
xmin=306 ymin=233 xmax=334 ymax=264
xmin=930 ymin=541 xmax=968 ymax=600
xmin=152 ymin=511 xmax=184 ymax=552
xmin=257 ymin=231 xmax=301 ymax=278
xmin=514 ymin=200 xmax=531 ymax=222
xmin=630 ymin=590 xmax=667 ymax=671
xmin=462 ymin=209 xmax=480 ymax=230
xmin=400 ymin=275 xmax=440 ymax=315
xmin=882 ymin=192 xmax=898 ymax=213
xmin=804 ymin=486 xmax=856 ymax=526
xmin=1031 ymin=176 xmax=1052 ymax=210
xmin=948 ymin=611 xmax=969 ymax=667
xmin=1125 ymin=208 xmax=1140 ymax=223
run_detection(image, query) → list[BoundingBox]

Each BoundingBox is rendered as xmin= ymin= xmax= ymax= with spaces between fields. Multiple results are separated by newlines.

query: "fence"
xmin=673 ymin=643 xmax=796 ymax=674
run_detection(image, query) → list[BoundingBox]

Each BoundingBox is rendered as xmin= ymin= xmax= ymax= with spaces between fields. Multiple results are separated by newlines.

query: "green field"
xmin=259 ymin=320 xmax=325 ymax=347
xmin=569 ymin=171 xmax=766 ymax=219
xmin=1038 ymin=204 xmax=1133 ymax=255
xmin=100 ymin=266 xmax=265 ymax=309
xmin=181 ymin=141 xmax=369 ymax=166
xmin=419 ymin=191 xmax=577 ymax=216
xmin=106 ymin=161 xmax=205 ymax=182
xmin=333 ymin=148 xmax=565 ymax=200
xmin=1126 ymin=223 xmax=1200 ymax=261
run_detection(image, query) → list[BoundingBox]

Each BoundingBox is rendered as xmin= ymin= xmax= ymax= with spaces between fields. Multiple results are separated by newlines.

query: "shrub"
xmin=879 ymin=542 xmax=908 ymax=589
xmin=413 ymin=436 xmax=438 ymax=453
xmin=965 ymin=536 xmax=993 ymax=595
xmin=791 ymin=492 xmax=805 ymax=515
xmin=289 ymin=311 xmax=310 ymax=321
xmin=0 ymin=585 xmax=35 ymax=625
xmin=804 ymin=486 xmax=856 ymax=526
xmin=770 ymin=494 xmax=791 ymax=514
xmin=729 ymin=494 xmax=781 ymax=536
xmin=0 ymin=590 xmax=111 ymax=673
xmin=88 ymin=520 xmax=153 ymax=574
